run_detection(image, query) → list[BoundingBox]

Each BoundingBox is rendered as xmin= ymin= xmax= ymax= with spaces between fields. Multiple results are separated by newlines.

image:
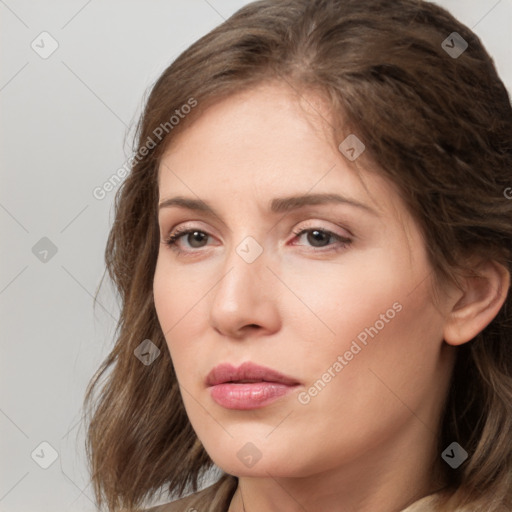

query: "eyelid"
xmin=163 ymin=216 xmax=353 ymax=236
xmin=162 ymin=219 xmax=355 ymax=258
xmin=293 ymin=219 xmax=353 ymax=239
xmin=163 ymin=219 xmax=352 ymax=242
xmin=164 ymin=220 xmax=220 ymax=238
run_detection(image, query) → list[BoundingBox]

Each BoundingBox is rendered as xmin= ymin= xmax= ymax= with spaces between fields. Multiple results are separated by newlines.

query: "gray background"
xmin=1 ymin=1 xmax=511 ymax=511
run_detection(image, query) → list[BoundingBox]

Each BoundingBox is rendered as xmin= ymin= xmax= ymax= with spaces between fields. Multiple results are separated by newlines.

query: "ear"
xmin=443 ymin=259 xmax=510 ymax=346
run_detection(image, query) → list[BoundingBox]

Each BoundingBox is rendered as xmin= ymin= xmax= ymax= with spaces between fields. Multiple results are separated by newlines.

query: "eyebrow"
xmin=158 ymin=193 xmax=379 ymax=216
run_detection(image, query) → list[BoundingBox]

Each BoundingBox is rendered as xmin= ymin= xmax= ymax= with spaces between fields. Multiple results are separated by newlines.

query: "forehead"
xmin=157 ymin=81 xmax=402 ymax=222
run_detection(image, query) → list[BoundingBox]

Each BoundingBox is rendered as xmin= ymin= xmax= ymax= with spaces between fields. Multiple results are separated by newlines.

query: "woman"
xmin=83 ymin=0 xmax=512 ymax=511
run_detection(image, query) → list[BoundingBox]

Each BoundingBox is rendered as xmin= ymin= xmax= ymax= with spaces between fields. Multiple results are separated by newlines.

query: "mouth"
xmin=205 ymin=362 xmax=301 ymax=410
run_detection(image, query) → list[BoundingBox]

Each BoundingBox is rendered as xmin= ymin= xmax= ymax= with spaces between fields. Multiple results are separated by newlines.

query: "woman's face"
xmin=153 ymin=82 xmax=454 ymax=479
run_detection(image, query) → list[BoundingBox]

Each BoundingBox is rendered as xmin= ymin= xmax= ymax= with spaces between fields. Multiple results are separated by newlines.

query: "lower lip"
xmin=209 ymin=382 xmax=298 ymax=410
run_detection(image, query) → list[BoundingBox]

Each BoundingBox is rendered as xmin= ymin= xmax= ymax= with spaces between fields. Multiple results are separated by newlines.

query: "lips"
xmin=205 ymin=361 xmax=300 ymax=387
xmin=205 ymin=362 xmax=301 ymax=410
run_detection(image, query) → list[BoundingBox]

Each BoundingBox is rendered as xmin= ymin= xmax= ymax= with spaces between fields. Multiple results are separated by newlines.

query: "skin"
xmin=153 ymin=81 xmax=509 ymax=512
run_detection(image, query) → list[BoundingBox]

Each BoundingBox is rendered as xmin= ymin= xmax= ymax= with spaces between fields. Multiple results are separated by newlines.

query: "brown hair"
xmin=83 ymin=0 xmax=512 ymax=510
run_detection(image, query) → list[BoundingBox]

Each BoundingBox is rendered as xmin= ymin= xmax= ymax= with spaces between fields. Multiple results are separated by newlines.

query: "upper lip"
xmin=206 ymin=362 xmax=300 ymax=386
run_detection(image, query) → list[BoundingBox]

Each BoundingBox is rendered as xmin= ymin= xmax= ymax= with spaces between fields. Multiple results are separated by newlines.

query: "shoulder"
xmin=144 ymin=474 xmax=238 ymax=512
xmin=401 ymin=493 xmax=442 ymax=512
xmin=400 ymin=491 xmax=475 ymax=512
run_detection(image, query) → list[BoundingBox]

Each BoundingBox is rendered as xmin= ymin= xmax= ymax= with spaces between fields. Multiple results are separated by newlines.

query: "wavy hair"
xmin=83 ymin=0 xmax=512 ymax=510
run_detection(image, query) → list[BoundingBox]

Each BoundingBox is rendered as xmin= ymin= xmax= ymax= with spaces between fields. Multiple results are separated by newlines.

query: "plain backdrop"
xmin=1 ymin=1 xmax=511 ymax=511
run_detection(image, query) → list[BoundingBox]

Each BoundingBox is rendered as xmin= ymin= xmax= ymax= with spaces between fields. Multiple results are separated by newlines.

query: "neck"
xmin=228 ymin=419 xmax=447 ymax=512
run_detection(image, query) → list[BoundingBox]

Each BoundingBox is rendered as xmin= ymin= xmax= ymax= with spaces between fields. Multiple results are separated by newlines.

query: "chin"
xmin=206 ymin=446 xmax=314 ymax=479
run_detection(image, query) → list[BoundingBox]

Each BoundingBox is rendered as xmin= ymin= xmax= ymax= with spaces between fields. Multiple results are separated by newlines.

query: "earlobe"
xmin=443 ymin=260 xmax=510 ymax=346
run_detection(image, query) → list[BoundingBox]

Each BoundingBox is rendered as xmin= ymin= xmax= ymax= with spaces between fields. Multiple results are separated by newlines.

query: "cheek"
xmin=300 ymin=275 xmax=444 ymax=430
xmin=153 ymin=254 xmax=209 ymax=329
xmin=277 ymin=250 xmax=410 ymax=351
xmin=290 ymin=249 xmax=442 ymax=406
xmin=153 ymin=259 xmax=200 ymax=376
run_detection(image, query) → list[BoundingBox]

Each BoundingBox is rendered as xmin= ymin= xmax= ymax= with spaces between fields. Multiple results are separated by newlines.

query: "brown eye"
xmin=292 ymin=228 xmax=352 ymax=252
xmin=185 ymin=231 xmax=208 ymax=248
xmin=306 ymin=229 xmax=331 ymax=247
xmin=164 ymin=228 xmax=211 ymax=251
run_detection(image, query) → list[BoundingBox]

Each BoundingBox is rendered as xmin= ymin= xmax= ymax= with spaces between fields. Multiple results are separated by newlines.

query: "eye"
xmin=291 ymin=227 xmax=352 ymax=252
xmin=162 ymin=225 xmax=353 ymax=255
xmin=163 ymin=227 xmax=212 ymax=253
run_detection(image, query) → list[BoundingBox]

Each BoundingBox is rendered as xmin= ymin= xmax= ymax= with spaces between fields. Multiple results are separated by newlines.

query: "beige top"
xmin=144 ymin=474 xmax=452 ymax=512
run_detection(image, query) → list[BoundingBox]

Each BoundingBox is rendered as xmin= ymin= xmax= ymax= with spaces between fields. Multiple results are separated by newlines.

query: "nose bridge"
xmin=219 ymin=206 xmax=268 ymax=278
xmin=209 ymin=229 xmax=277 ymax=334
xmin=217 ymin=232 xmax=268 ymax=300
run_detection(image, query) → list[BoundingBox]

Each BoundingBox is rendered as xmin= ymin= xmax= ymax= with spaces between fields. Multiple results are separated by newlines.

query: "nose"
xmin=209 ymin=239 xmax=281 ymax=339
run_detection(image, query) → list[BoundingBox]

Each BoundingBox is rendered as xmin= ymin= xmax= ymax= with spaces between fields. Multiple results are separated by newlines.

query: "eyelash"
xmin=163 ymin=226 xmax=352 ymax=255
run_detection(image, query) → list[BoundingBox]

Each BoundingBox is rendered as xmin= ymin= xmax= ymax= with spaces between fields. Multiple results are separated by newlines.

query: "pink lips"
xmin=206 ymin=362 xmax=300 ymax=410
